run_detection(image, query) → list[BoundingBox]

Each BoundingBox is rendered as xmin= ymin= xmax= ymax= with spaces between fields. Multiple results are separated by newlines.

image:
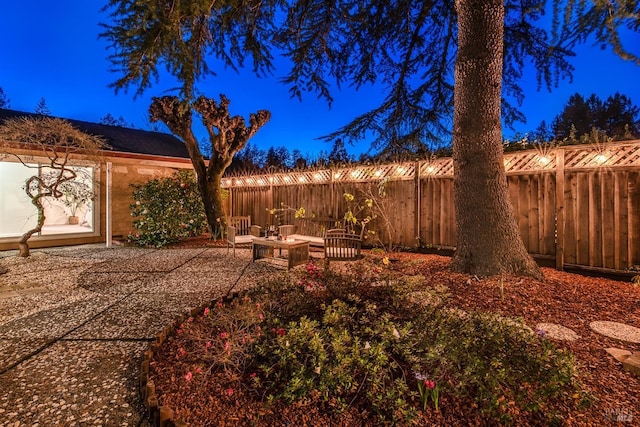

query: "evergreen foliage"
xmin=0 ymin=87 xmax=10 ymax=108
xmin=551 ymin=92 xmax=640 ymax=140
xmin=34 ymin=97 xmax=51 ymax=115
xmin=101 ymin=1 xmax=639 ymax=154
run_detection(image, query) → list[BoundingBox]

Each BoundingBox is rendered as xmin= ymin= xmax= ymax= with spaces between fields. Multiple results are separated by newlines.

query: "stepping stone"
xmin=590 ymin=321 xmax=640 ymax=343
xmin=605 ymin=348 xmax=640 ymax=377
xmin=605 ymin=347 xmax=632 ymax=363
xmin=536 ymin=323 xmax=580 ymax=341
xmin=623 ymin=353 xmax=640 ymax=376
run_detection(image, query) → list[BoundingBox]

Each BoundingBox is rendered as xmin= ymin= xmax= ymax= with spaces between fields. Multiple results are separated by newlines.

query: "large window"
xmin=0 ymin=161 xmax=97 ymax=238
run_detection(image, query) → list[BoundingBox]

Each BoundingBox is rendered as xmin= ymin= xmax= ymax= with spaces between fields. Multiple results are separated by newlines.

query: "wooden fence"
xmin=222 ymin=140 xmax=640 ymax=272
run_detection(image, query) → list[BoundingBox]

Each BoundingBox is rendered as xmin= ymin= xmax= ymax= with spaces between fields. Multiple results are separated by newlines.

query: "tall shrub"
xmin=128 ymin=170 xmax=208 ymax=247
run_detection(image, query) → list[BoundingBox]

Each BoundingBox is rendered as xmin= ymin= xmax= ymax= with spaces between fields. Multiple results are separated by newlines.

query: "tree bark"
xmin=451 ymin=0 xmax=542 ymax=279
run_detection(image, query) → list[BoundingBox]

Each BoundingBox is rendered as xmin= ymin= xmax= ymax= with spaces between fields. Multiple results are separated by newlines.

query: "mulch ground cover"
xmin=151 ymin=239 xmax=640 ymax=426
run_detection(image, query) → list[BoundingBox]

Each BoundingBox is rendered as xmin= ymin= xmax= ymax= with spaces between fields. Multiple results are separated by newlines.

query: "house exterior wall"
xmin=0 ymin=148 xmax=193 ymax=251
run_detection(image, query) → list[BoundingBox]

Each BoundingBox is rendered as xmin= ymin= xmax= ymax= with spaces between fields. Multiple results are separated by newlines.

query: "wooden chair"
xmin=226 ymin=216 xmax=261 ymax=256
xmin=278 ymin=224 xmax=297 ymax=237
xmin=323 ymin=228 xmax=362 ymax=267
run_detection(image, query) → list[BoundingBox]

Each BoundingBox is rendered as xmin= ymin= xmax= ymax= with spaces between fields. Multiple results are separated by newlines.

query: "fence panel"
xmin=223 ymin=141 xmax=640 ymax=271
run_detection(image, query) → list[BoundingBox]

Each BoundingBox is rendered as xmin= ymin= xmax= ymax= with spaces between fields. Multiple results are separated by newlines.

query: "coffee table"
xmin=252 ymin=238 xmax=309 ymax=270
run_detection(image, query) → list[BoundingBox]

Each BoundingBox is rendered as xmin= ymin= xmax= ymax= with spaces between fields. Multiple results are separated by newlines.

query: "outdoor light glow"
xmin=351 ymin=170 xmax=359 ymax=178
xmin=269 ymin=176 xmax=274 ymax=183
xmin=298 ymin=176 xmax=306 ymax=183
xmin=426 ymin=165 xmax=436 ymax=174
xmin=397 ymin=166 xmax=406 ymax=174
xmin=334 ymin=172 xmax=341 ymax=179
xmin=538 ymin=156 xmax=550 ymax=166
xmin=595 ymin=153 xmax=608 ymax=164
xmin=284 ymin=176 xmax=291 ymax=182
xmin=375 ymin=170 xmax=383 ymax=177
xmin=314 ymin=173 xmax=323 ymax=181
xmin=235 ymin=179 xmax=243 ymax=186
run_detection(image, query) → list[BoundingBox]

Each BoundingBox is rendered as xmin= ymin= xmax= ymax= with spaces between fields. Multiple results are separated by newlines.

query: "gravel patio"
xmin=0 ymin=244 xmax=278 ymax=426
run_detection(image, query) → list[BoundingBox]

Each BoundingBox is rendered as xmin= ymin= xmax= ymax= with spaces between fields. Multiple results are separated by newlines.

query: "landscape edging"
xmin=140 ymin=293 xmax=239 ymax=427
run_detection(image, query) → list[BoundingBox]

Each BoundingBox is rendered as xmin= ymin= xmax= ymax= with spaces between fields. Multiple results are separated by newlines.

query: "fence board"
xmin=422 ymin=179 xmax=434 ymax=244
xmin=601 ymin=171 xmax=615 ymax=269
xmin=629 ymin=172 xmax=640 ymax=268
xmin=543 ymin=173 xmax=556 ymax=256
xmin=615 ymin=173 xmax=628 ymax=268
xmin=564 ymin=173 xmax=577 ymax=265
xmin=576 ymin=173 xmax=590 ymax=266
xmin=589 ymin=172 xmax=603 ymax=267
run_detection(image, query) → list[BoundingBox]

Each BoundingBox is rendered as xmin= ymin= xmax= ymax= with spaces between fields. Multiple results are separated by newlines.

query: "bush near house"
xmin=128 ymin=170 xmax=207 ymax=247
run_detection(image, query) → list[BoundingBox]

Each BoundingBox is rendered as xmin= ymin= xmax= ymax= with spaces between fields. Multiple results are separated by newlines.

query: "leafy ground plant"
xmin=154 ymin=257 xmax=585 ymax=425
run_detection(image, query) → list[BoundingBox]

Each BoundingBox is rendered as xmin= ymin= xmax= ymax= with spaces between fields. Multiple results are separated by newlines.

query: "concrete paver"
xmin=0 ymin=244 xmax=279 ymax=426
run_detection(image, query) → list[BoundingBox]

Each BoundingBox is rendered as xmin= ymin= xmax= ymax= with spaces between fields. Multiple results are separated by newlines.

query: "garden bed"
xmin=147 ymin=245 xmax=640 ymax=426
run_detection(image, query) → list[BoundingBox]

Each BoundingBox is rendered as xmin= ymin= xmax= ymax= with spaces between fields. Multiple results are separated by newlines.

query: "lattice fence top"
xmin=564 ymin=143 xmax=640 ymax=169
xmin=222 ymin=141 xmax=640 ymax=188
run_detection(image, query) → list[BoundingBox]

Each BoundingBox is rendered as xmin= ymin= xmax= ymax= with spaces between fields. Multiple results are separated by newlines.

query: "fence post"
xmin=555 ymin=147 xmax=565 ymax=270
xmin=414 ymin=160 xmax=421 ymax=248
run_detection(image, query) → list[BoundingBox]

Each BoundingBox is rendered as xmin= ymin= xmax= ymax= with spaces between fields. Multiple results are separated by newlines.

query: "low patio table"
xmin=252 ymin=237 xmax=309 ymax=270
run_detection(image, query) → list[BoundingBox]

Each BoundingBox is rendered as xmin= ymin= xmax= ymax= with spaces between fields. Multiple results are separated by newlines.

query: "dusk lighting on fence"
xmin=594 ymin=153 xmax=608 ymax=165
xmin=221 ymin=142 xmax=636 ymax=187
xmin=538 ymin=155 xmax=551 ymax=166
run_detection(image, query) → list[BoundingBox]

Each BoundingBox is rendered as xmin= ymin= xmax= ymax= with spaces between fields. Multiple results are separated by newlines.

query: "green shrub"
xmin=193 ymin=259 xmax=581 ymax=424
xmin=253 ymin=296 xmax=416 ymax=422
xmin=404 ymin=310 xmax=578 ymax=422
xmin=128 ymin=170 xmax=207 ymax=247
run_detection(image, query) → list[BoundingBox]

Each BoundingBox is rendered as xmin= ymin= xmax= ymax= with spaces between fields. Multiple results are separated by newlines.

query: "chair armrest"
xmin=227 ymin=225 xmax=237 ymax=242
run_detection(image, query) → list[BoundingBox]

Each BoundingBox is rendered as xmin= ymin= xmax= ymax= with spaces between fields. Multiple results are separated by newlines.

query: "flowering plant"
xmin=415 ymin=372 xmax=440 ymax=411
xmin=266 ymin=202 xmax=306 ymax=226
xmin=342 ymin=192 xmax=373 ymax=235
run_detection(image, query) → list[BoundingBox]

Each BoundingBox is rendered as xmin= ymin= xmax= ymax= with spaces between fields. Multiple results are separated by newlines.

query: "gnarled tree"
xmin=0 ymin=117 xmax=105 ymax=256
xmin=149 ymin=95 xmax=270 ymax=236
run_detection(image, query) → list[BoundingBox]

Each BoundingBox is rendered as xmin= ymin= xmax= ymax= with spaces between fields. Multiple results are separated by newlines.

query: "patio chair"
xmin=226 ymin=216 xmax=261 ymax=256
xmin=323 ymin=228 xmax=362 ymax=267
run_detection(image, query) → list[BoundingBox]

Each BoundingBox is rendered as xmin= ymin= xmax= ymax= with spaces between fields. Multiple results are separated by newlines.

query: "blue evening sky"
xmin=1 ymin=1 xmax=638 ymax=158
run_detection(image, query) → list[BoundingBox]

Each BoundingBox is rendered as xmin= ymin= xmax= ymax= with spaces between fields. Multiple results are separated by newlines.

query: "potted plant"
xmin=59 ymin=178 xmax=94 ymax=224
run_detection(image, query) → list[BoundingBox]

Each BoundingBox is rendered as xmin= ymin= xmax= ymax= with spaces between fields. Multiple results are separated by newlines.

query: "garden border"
xmin=139 ymin=293 xmax=240 ymax=427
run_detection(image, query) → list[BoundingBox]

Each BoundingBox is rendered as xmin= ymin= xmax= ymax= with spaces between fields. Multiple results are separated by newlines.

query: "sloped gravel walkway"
xmin=0 ymin=244 xmax=279 ymax=427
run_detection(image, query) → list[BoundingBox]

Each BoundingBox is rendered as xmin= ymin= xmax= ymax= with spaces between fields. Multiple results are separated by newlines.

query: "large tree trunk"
xmin=451 ymin=0 xmax=542 ymax=279
xmin=203 ymin=168 xmax=226 ymax=237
